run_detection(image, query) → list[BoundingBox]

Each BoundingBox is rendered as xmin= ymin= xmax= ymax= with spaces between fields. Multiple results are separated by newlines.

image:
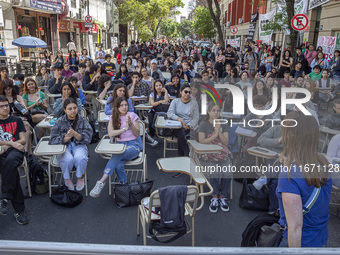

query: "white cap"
xmin=151 ymin=59 xmax=157 ymax=64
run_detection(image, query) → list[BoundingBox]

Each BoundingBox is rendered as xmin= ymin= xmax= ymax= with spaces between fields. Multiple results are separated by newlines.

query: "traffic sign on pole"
xmin=85 ymin=23 xmax=93 ymax=28
xmin=85 ymin=15 xmax=92 ymax=23
xmin=291 ymin=14 xmax=308 ymax=31
xmin=230 ymin=26 xmax=238 ymax=35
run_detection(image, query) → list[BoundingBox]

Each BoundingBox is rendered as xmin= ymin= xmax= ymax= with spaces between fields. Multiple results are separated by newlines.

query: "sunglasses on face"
xmin=184 ymin=90 xmax=191 ymax=94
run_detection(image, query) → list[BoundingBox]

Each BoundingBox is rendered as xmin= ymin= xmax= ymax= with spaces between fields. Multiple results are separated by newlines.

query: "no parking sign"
xmin=291 ymin=14 xmax=308 ymax=31
xmin=230 ymin=26 xmax=238 ymax=35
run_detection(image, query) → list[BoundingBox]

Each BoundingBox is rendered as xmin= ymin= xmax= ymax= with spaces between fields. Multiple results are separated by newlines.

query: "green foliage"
xmin=178 ymin=19 xmax=193 ymax=38
xmin=117 ymin=0 xmax=183 ymax=41
xmin=160 ymin=18 xmax=180 ymax=38
xmin=192 ymin=6 xmax=216 ymax=39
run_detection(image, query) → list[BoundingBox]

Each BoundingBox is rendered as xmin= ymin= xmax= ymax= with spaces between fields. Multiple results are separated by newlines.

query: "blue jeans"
xmin=103 ymin=139 xmax=141 ymax=183
xmin=57 ymin=142 xmax=88 ymax=180
xmin=201 ymin=160 xmax=232 ymax=197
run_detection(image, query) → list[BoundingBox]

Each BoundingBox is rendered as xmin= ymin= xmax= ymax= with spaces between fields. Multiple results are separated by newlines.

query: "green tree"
xmin=178 ymin=19 xmax=193 ymax=38
xmin=160 ymin=18 xmax=180 ymax=38
xmin=116 ymin=0 xmax=183 ymax=41
xmin=258 ymin=0 xmax=303 ymax=56
xmin=192 ymin=6 xmax=216 ymax=39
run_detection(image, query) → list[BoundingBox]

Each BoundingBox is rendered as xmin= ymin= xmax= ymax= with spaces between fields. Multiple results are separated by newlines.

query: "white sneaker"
xmin=90 ymin=181 xmax=105 ymax=198
xmin=65 ymin=179 xmax=74 ymax=191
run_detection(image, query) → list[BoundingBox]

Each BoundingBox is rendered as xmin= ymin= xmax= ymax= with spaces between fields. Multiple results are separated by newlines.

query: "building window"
xmin=71 ymin=0 xmax=76 ymax=8
xmin=80 ymin=0 xmax=87 ymax=9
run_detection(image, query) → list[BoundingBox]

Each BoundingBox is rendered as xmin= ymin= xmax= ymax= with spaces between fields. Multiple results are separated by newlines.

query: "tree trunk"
xmin=154 ymin=18 xmax=163 ymax=37
xmin=207 ymin=0 xmax=224 ymax=46
xmin=286 ymin=0 xmax=298 ymax=57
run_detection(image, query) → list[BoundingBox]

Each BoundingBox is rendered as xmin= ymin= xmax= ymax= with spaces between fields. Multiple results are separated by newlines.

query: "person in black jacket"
xmin=82 ymin=64 xmax=101 ymax=121
xmin=294 ymin=47 xmax=309 ymax=74
xmin=48 ymin=66 xmax=65 ymax=94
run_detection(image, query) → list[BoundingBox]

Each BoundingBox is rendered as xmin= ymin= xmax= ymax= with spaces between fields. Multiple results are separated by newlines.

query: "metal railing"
xmin=0 ymin=241 xmax=339 ymax=255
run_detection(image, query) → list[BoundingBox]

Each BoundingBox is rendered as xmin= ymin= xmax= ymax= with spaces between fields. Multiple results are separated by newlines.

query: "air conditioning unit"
xmin=238 ymin=18 xmax=243 ymax=24
xmin=227 ymin=21 xmax=231 ymax=27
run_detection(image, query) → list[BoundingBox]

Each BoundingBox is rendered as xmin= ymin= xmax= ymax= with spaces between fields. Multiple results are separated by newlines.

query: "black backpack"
xmin=149 ymin=186 xmax=187 ymax=243
xmin=241 ymin=212 xmax=280 ymax=247
xmin=27 ymin=155 xmax=48 ymax=194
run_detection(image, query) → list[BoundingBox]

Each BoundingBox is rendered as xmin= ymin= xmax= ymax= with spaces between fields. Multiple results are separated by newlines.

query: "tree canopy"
xmin=116 ymin=0 xmax=183 ymax=41
xmin=192 ymin=6 xmax=217 ymax=39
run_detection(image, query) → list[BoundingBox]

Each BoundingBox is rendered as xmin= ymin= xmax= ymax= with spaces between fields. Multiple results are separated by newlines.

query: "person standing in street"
xmin=67 ymin=39 xmax=77 ymax=52
xmin=95 ymin=44 xmax=106 ymax=65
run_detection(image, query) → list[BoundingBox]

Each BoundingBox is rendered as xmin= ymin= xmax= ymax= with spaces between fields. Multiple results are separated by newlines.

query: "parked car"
xmin=197 ymin=41 xmax=212 ymax=48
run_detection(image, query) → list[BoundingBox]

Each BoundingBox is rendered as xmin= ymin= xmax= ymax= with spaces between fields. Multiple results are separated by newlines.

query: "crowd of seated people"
xmin=0 ymin=40 xmax=338 ymax=249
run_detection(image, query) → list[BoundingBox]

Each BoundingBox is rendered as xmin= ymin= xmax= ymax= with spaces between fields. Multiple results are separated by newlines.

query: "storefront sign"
xmin=58 ymin=20 xmax=70 ymax=32
xmin=309 ymin=0 xmax=331 ymax=10
xmin=30 ymin=0 xmax=62 ymax=14
xmin=73 ymin=22 xmax=81 ymax=29
xmin=317 ymin=36 xmax=336 ymax=60
xmin=80 ymin=22 xmax=97 ymax=33
xmin=259 ymin=8 xmax=276 ymax=43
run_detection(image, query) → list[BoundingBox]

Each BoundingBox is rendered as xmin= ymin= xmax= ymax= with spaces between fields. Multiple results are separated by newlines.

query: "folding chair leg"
xmin=109 ymin=175 xmax=112 ymax=195
xmin=192 ymin=217 xmax=195 ymax=246
xmin=142 ymin=221 xmax=147 ymax=245
xmin=144 ymin=156 xmax=147 ymax=181
xmin=137 ymin=206 xmax=140 ymax=236
xmin=48 ymin=162 xmax=53 ymax=197
xmin=163 ymin=138 xmax=166 ymax=157
xmin=85 ymin=169 xmax=88 ymax=196
xmin=23 ymin=158 xmax=32 ymax=197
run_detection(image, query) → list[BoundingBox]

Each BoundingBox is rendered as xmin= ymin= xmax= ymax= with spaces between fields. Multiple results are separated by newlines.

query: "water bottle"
xmin=14 ymin=100 xmax=28 ymax=115
xmin=253 ymin=176 xmax=267 ymax=190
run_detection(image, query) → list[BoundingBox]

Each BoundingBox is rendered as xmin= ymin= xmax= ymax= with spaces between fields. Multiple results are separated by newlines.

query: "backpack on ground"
xmin=149 ymin=185 xmax=187 ymax=243
xmin=27 ymin=155 xmax=49 ymax=194
xmin=88 ymin=120 xmax=99 ymax=144
xmin=241 ymin=212 xmax=280 ymax=247
xmin=239 ymin=179 xmax=270 ymax=211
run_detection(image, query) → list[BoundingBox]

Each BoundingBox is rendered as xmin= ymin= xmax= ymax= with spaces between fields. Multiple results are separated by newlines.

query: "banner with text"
xmin=247 ymin=12 xmax=258 ymax=42
xmin=317 ymin=36 xmax=336 ymax=60
xmin=226 ymin=37 xmax=241 ymax=48
xmin=335 ymin=33 xmax=340 ymax=51
xmin=259 ymin=8 xmax=276 ymax=44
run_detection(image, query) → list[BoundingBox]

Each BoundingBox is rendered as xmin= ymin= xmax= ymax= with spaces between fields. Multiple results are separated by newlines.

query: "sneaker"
xmin=90 ymin=181 xmax=105 ymax=198
xmin=146 ymin=135 xmax=158 ymax=147
xmin=0 ymin=199 xmax=8 ymax=215
xmin=14 ymin=211 xmax=29 ymax=225
xmin=209 ymin=198 xmax=219 ymax=213
xmin=65 ymin=179 xmax=74 ymax=191
xmin=219 ymin=198 xmax=230 ymax=212
xmin=76 ymin=178 xmax=85 ymax=191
